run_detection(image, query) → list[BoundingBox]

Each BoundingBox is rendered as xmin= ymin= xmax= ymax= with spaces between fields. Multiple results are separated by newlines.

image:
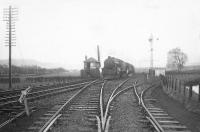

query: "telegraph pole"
xmin=3 ymin=6 xmax=18 ymax=89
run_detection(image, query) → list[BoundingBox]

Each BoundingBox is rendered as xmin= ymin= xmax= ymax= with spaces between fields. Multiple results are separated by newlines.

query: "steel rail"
xmin=141 ymin=86 xmax=164 ymax=132
xmin=134 ymin=83 xmax=164 ymax=132
xmin=0 ymin=82 xmax=90 ymax=107
xmin=0 ymin=86 xmax=84 ymax=130
xmin=99 ymin=79 xmax=141 ymax=131
xmin=0 ymin=107 xmax=36 ymax=129
xmin=106 ymin=78 xmax=130 ymax=105
xmin=146 ymin=116 xmax=161 ymax=132
xmin=27 ymin=86 xmax=83 ymax=101
xmin=102 ymin=84 xmax=142 ymax=131
xmin=42 ymin=114 xmax=62 ymax=132
xmin=0 ymin=81 xmax=90 ymax=99
xmin=133 ymin=81 xmax=141 ymax=105
xmin=140 ymin=84 xmax=164 ymax=132
xmin=0 ymin=86 xmax=85 ymax=129
xmin=0 ymin=80 xmax=96 ymax=130
xmin=102 ymin=78 xmax=130 ymax=129
xmin=38 ymin=80 xmax=102 ymax=132
xmin=0 ymin=111 xmax=26 ymax=129
xmin=0 ymin=79 xmax=93 ymax=96
xmin=99 ymin=81 xmax=106 ymax=130
xmin=0 ymin=87 xmax=83 ymax=107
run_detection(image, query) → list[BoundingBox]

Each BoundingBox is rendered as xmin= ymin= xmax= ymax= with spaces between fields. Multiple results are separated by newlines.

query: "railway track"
xmin=0 ymin=80 xmax=93 ymax=130
xmin=100 ymin=78 xmax=147 ymax=132
xmin=0 ymin=81 xmax=91 ymax=107
xmin=3 ymin=76 xmax=191 ymax=132
xmin=26 ymin=80 xmax=102 ymax=132
xmin=25 ymin=77 xmax=137 ymax=132
xmin=0 ymin=79 xmax=93 ymax=98
xmin=134 ymin=81 xmax=191 ymax=132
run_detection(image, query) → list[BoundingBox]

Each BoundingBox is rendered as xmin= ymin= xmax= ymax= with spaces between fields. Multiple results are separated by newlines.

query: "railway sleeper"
xmin=161 ymin=124 xmax=189 ymax=131
xmin=154 ymin=116 xmax=174 ymax=120
xmin=151 ymin=113 xmax=169 ymax=116
xmin=158 ymin=120 xmax=180 ymax=124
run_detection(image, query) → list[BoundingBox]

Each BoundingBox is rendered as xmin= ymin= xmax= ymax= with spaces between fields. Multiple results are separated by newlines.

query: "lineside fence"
xmin=160 ymin=74 xmax=200 ymax=105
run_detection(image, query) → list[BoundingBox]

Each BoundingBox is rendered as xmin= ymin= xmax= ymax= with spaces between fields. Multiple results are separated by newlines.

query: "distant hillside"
xmin=0 ymin=59 xmax=62 ymax=69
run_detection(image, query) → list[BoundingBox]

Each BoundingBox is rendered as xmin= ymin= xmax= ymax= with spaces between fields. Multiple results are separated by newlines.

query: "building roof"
xmin=84 ymin=57 xmax=98 ymax=63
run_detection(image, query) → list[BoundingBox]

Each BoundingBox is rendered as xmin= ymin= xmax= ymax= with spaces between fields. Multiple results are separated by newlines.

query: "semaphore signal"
xmin=148 ymin=34 xmax=159 ymax=69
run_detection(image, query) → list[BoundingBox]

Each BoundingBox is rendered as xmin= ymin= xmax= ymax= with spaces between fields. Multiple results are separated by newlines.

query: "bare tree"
xmin=167 ymin=48 xmax=188 ymax=71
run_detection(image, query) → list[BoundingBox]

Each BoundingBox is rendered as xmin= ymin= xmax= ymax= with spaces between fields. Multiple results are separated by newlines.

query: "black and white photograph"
xmin=0 ymin=0 xmax=200 ymax=132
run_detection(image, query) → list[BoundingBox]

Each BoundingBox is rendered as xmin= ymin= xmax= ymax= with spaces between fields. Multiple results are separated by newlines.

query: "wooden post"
xmin=199 ymin=84 xmax=200 ymax=102
xmin=170 ymin=76 xmax=173 ymax=92
xmin=172 ymin=78 xmax=174 ymax=92
xmin=19 ymin=86 xmax=31 ymax=116
xmin=24 ymin=97 xmax=30 ymax=116
xmin=183 ymin=83 xmax=186 ymax=97
xmin=167 ymin=76 xmax=169 ymax=90
xmin=179 ymin=80 xmax=181 ymax=93
xmin=172 ymin=76 xmax=173 ymax=92
xmin=174 ymin=79 xmax=177 ymax=92
xmin=189 ymin=85 xmax=193 ymax=100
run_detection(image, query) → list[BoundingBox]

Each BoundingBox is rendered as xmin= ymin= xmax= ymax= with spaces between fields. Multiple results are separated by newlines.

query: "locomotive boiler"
xmin=102 ymin=56 xmax=135 ymax=78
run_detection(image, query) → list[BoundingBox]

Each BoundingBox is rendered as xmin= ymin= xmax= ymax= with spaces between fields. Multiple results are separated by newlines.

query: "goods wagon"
xmin=102 ymin=56 xmax=135 ymax=78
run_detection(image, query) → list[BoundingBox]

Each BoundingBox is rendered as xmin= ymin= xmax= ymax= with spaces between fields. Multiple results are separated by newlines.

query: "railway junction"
xmin=0 ymin=74 xmax=200 ymax=132
xmin=1 ymin=2 xmax=200 ymax=132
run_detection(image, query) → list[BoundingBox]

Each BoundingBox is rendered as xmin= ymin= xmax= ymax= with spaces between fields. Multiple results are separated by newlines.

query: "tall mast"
xmin=3 ymin=6 xmax=18 ymax=89
xmin=149 ymin=34 xmax=153 ymax=69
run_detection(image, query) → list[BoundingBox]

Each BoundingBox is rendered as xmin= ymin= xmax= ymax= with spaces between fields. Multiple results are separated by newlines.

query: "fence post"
xmin=189 ymin=85 xmax=193 ymax=100
xmin=183 ymin=83 xmax=186 ymax=97
xmin=24 ymin=97 xmax=30 ymax=116
xmin=166 ymin=76 xmax=168 ymax=91
xmin=199 ymin=84 xmax=200 ymax=102
xmin=174 ymin=79 xmax=177 ymax=93
xmin=172 ymin=76 xmax=174 ymax=92
xmin=170 ymin=76 xmax=173 ymax=92
xmin=179 ymin=80 xmax=181 ymax=94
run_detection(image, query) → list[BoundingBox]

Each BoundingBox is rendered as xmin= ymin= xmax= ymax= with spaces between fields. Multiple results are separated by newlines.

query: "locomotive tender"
xmin=102 ymin=56 xmax=135 ymax=78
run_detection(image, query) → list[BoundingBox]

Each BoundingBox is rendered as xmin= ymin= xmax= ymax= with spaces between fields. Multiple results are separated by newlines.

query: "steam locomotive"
xmin=102 ymin=56 xmax=135 ymax=78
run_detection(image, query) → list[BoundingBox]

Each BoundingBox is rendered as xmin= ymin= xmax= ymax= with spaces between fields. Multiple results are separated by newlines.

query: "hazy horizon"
xmin=0 ymin=0 xmax=200 ymax=69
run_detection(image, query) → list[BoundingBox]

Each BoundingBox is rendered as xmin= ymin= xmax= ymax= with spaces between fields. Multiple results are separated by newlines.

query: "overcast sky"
xmin=0 ymin=0 xmax=200 ymax=69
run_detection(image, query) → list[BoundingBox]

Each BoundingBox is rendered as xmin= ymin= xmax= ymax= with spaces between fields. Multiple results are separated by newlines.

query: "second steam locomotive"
xmin=102 ymin=56 xmax=135 ymax=78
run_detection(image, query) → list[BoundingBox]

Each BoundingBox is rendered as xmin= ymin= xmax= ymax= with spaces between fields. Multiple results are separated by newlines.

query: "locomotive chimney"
xmin=85 ymin=55 xmax=87 ymax=61
xmin=97 ymin=45 xmax=100 ymax=62
xmin=97 ymin=45 xmax=101 ymax=67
